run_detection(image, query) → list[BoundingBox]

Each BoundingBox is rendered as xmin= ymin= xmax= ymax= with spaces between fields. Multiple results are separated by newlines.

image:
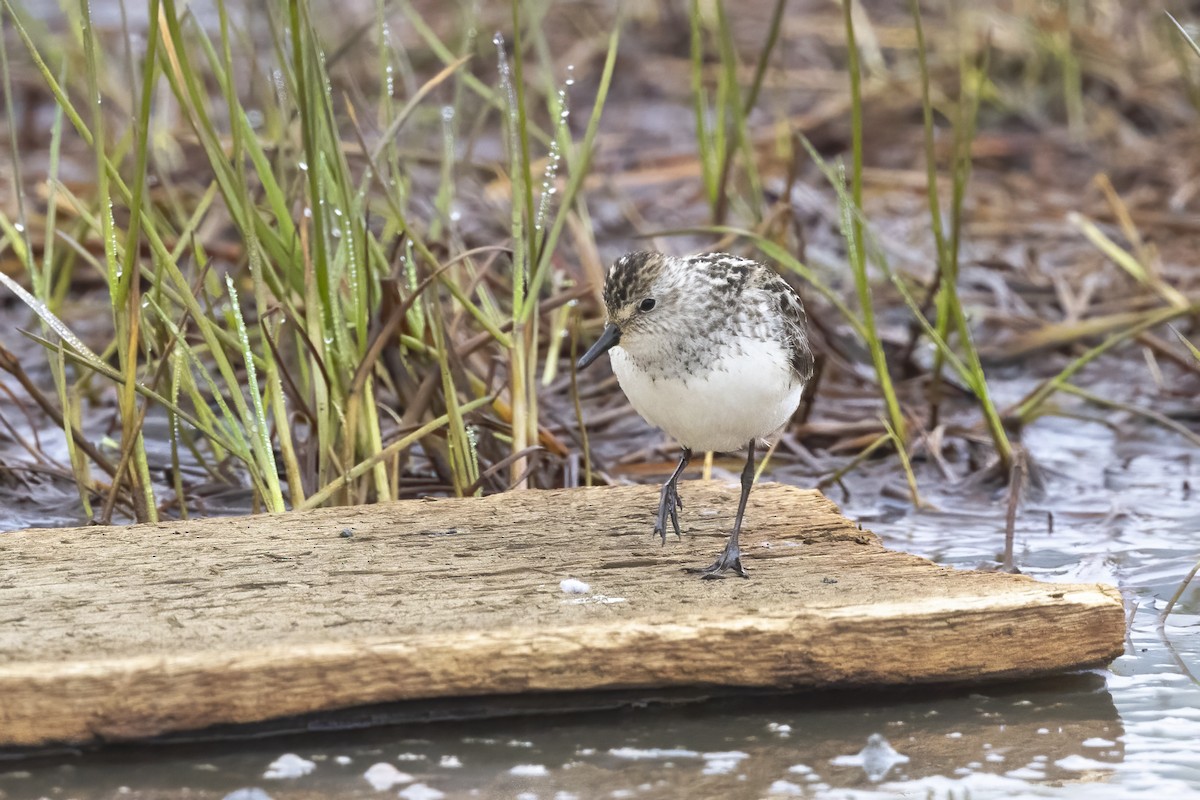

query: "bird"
xmin=576 ymin=251 xmax=814 ymax=578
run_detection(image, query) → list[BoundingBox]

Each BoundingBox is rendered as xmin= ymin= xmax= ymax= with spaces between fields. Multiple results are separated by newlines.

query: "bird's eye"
xmin=639 ymin=298 xmax=656 ymax=312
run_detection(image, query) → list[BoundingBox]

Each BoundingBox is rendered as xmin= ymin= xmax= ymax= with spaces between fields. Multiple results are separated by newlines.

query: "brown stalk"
xmin=0 ymin=344 xmax=118 ymax=479
xmin=1002 ymin=448 xmax=1029 ymax=572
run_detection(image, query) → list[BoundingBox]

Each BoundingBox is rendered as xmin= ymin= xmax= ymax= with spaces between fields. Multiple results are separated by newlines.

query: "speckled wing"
xmin=759 ymin=269 xmax=814 ymax=384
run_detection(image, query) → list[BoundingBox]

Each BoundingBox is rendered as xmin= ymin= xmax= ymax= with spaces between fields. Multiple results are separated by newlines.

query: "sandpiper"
xmin=577 ymin=251 xmax=814 ymax=578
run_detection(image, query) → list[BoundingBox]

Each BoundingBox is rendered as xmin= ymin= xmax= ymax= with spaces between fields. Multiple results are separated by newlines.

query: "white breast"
xmin=609 ymin=338 xmax=804 ymax=453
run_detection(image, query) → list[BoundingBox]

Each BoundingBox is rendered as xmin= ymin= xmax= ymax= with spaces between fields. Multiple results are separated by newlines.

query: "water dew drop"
xmin=272 ymin=68 xmax=287 ymax=105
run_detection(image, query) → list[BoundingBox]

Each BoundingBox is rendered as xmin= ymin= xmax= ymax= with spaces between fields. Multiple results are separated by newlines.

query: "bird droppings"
xmin=559 ymin=578 xmax=591 ymax=594
xmin=398 ymin=783 xmax=446 ymax=800
xmin=262 ymin=754 xmax=315 ymax=780
xmin=609 ymin=747 xmax=701 ymax=760
xmin=1055 ymin=754 xmax=1115 ymax=771
xmin=222 ymin=790 xmax=272 ymax=800
xmin=363 ymin=763 xmax=413 ymax=790
xmin=439 ymin=755 xmax=463 ymax=768
xmin=1082 ymin=737 xmax=1117 ymax=747
xmin=701 ymin=751 xmax=748 ymax=775
xmin=1006 ymin=764 xmax=1047 ymax=780
xmin=510 ymin=764 xmax=549 ymax=776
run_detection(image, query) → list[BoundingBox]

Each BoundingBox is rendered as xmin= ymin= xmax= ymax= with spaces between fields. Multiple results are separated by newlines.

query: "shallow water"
xmin=3 ymin=0 xmax=1197 ymax=795
xmin=1 ymin=412 xmax=1197 ymax=799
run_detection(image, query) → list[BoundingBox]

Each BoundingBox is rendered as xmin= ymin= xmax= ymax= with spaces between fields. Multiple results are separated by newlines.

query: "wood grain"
xmin=0 ymin=482 xmax=1124 ymax=747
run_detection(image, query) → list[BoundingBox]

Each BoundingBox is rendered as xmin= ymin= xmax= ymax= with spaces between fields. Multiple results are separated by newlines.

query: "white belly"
xmin=610 ymin=340 xmax=803 ymax=453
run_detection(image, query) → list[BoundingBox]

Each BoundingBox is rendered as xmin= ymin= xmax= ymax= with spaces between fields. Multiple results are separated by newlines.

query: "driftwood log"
xmin=0 ymin=482 xmax=1124 ymax=748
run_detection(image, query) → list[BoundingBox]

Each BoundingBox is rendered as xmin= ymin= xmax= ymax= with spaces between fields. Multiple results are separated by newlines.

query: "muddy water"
xmin=1 ymin=401 xmax=1197 ymax=798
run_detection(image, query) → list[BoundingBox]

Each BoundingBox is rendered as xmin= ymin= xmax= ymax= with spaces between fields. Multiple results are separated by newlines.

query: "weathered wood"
xmin=0 ymin=482 xmax=1123 ymax=748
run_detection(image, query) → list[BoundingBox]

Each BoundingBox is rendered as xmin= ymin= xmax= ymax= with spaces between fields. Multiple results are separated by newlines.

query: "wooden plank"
xmin=0 ymin=482 xmax=1124 ymax=748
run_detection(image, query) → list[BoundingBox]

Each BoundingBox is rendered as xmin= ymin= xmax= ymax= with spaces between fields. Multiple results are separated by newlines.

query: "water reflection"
xmin=829 ymin=733 xmax=910 ymax=783
xmin=0 ymin=674 xmax=1124 ymax=799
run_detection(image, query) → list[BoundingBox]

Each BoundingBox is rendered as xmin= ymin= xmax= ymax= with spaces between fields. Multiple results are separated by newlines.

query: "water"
xmin=1 ymin=412 xmax=1196 ymax=799
xmin=3 ymin=0 xmax=1195 ymax=793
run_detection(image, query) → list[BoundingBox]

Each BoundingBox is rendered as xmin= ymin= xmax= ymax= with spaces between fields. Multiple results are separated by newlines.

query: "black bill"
xmin=576 ymin=322 xmax=621 ymax=370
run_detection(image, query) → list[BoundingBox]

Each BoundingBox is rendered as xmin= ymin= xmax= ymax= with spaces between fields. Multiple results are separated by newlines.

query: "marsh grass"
xmin=0 ymin=0 xmax=616 ymax=517
xmin=836 ymin=0 xmax=907 ymax=450
xmin=907 ymin=0 xmax=1011 ymax=470
xmin=1004 ymin=11 xmax=1200 ymax=434
xmin=1159 ymin=13 xmax=1200 ymax=624
xmin=688 ymin=0 xmax=786 ymax=225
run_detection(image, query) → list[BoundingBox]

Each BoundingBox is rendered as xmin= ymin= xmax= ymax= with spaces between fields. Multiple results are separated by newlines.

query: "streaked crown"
xmin=603 ymin=251 xmax=665 ymax=315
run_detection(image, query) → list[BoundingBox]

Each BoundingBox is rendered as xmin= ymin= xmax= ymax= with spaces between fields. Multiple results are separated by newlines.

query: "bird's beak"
xmin=576 ymin=322 xmax=621 ymax=370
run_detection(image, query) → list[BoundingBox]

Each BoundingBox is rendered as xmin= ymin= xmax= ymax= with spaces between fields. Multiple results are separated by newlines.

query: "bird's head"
xmin=577 ymin=252 xmax=680 ymax=369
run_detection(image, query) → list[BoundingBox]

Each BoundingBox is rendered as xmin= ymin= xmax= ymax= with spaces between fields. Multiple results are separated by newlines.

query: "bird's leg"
xmin=654 ymin=447 xmax=691 ymax=544
xmin=689 ymin=439 xmax=755 ymax=579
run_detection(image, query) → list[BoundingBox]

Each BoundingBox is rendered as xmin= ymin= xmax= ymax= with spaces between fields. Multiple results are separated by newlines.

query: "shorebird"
xmin=577 ymin=251 xmax=813 ymax=577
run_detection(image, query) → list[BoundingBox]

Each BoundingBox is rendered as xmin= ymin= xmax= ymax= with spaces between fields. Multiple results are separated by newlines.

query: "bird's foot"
xmin=685 ymin=539 xmax=749 ymax=580
xmin=653 ymin=478 xmax=684 ymax=544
